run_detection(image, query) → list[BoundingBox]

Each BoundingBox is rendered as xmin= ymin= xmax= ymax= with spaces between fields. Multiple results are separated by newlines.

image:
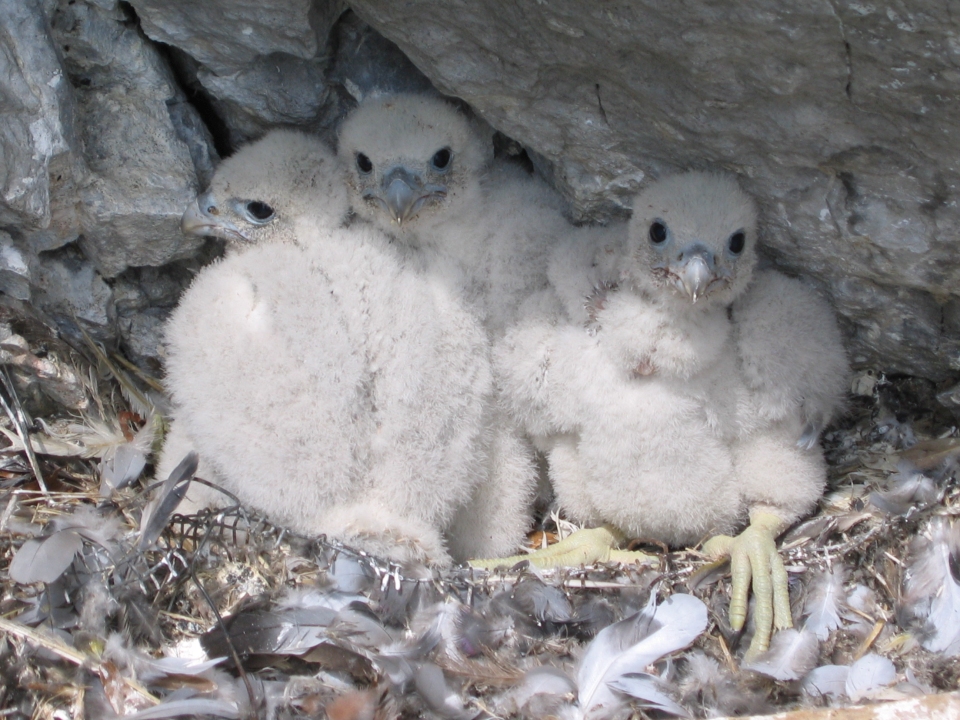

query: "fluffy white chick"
xmin=179 ymin=130 xmax=337 ymax=248
xmin=482 ymin=172 xmax=845 ymax=659
xmin=732 ymin=270 xmax=849 ymax=449
xmin=158 ymin=130 xmax=493 ymax=565
xmin=338 ymin=94 xmax=579 ymax=559
xmin=337 ymin=93 xmax=571 ymax=337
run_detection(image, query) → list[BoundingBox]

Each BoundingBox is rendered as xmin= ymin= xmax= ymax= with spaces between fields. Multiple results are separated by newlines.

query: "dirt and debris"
xmin=1 ymin=305 xmax=959 ymax=719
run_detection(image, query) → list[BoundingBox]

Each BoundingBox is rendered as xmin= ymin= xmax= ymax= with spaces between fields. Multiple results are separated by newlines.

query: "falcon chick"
xmin=158 ymin=130 xmax=493 ymax=565
xmin=337 ymin=94 xmax=581 ymax=559
xmin=179 ymin=129 xmax=344 ymax=247
xmin=482 ymin=172 xmax=848 ymax=659
xmin=338 ymin=93 xmax=571 ymax=337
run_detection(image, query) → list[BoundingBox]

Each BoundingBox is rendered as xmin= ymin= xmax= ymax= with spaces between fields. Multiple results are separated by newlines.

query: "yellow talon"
xmin=470 ymin=525 xmax=656 ymax=570
xmin=703 ymin=510 xmax=793 ymax=661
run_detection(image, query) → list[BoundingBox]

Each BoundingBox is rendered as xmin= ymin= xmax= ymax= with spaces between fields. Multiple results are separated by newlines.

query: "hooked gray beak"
xmin=670 ymin=245 xmax=716 ymax=303
xmin=181 ymin=199 xmax=211 ymax=236
xmin=678 ymin=254 xmax=712 ymax=302
xmin=384 ymin=172 xmax=418 ymax=226
xmin=363 ymin=166 xmax=447 ymax=227
xmin=180 ymin=194 xmax=250 ymax=243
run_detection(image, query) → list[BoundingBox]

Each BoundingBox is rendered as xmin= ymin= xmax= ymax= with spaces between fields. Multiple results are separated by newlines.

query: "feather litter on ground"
xmin=2 ymin=311 xmax=960 ymax=719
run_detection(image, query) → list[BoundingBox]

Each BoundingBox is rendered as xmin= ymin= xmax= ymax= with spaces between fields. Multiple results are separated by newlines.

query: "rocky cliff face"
xmin=1 ymin=0 xmax=958 ymax=390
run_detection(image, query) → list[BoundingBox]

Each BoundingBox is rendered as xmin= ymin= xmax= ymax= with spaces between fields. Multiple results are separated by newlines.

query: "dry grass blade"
xmin=0 ymin=615 xmax=87 ymax=665
xmin=0 ymin=365 xmax=46 ymax=492
xmin=75 ymin=321 xmax=156 ymax=418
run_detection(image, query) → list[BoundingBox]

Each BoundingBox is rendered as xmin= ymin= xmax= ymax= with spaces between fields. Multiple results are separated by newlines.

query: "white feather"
xmin=504 ymin=666 xmax=577 ymax=715
xmin=802 ymin=566 xmax=847 ymax=640
xmin=802 ymin=665 xmax=849 ymax=700
xmin=115 ymin=698 xmax=239 ymax=720
xmin=868 ymin=462 xmax=939 ymax=516
xmin=845 ymin=653 xmax=897 ymax=702
xmin=140 ymin=655 xmax=226 ymax=678
xmin=742 ymin=629 xmax=819 ymax=681
xmin=577 ymin=593 xmax=707 ymax=718
xmin=904 ymin=517 xmax=960 ymax=655
xmin=607 ymin=672 xmax=690 ymax=717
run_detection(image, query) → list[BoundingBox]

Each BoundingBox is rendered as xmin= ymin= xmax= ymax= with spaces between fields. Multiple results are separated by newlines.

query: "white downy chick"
xmin=158 ymin=130 xmax=492 ymax=565
xmin=179 ymin=130 xmax=342 ymax=248
xmin=337 ymin=92 xmax=569 ymax=337
xmin=488 ymin=172 xmax=842 ymax=659
xmin=732 ymin=270 xmax=848 ymax=449
xmin=338 ymin=94 xmax=575 ymax=558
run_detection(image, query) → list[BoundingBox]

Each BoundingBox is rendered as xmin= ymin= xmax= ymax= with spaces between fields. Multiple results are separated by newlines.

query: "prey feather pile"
xmin=2 ymin=306 xmax=960 ymax=720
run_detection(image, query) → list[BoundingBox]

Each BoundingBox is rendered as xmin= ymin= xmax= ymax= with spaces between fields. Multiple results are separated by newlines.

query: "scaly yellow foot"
xmin=702 ymin=510 xmax=792 ymax=661
xmin=469 ymin=525 xmax=656 ymax=570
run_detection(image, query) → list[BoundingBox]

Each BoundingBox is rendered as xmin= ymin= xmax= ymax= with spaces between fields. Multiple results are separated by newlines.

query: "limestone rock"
xmin=127 ymin=0 xmax=347 ymax=148
xmin=29 ymin=243 xmax=114 ymax=329
xmin=327 ymin=10 xmax=436 ymax=103
xmin=196 ymin=52 xmax=332 ymax=141
xmin=129 ymin=0 xmax=343 ymax=76
xmin=4 ymin=0 xmax=959 ymax=382
xmin=0 ymin=0 xmax=83 ymax=232
xmin=0 ymin=231 xmax=117 ymax=344
xmin=0 ymin=232 xmax=32 ymax=302
xmin=346 ymin=0 xmax=960 ymax=381
xmin=50 ymin=0 xmax=216 ymax=276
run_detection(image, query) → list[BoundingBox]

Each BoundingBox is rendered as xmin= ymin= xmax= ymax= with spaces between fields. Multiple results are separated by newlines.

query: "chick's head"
xmin=624 ymin=172 xmax=758 ymax=308
xmin=337 ymin=94 xmax=490 ymax=244
xmin=181 ymin=130 xmax=349 ymax=247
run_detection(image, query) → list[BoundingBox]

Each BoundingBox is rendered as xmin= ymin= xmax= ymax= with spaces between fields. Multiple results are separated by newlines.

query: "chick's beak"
xmin=180 ymin=193 xmax=250 ymax=243
xmin=671 ymin=245 xmax=716 ymax=303
xmin=180 ymin=198 xmax=210 ymax=237
xmin=366 ymin=166 xmax=447 ymax=227
xmin=384 ymin=172 xmax=418 ymax=226
xmin=679 ymin=254 xmax=712 ymax=303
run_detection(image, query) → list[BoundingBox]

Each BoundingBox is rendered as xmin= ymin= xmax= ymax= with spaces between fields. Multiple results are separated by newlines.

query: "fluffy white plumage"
xmin=499 ymin=174 xmax=760 ymax=543
xmin=499 ymin=172 xmax=849 ymax=539
xmin=732 ymin=269 xmax=849 ymax=449
xmin=158 ymin=130 xmax=494 ymax=564
xmin=494 ymin=172 xmax=848 ymax=655
xmin=337 ymin=94 xmax=583 ymax=558
xmin=338 ymin=94 xmax=570 ymax=338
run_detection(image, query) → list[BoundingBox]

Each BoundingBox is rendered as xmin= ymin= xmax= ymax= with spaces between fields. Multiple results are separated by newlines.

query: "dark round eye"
xmin=246 ymin=201 xmax=274 ymax=221
xmin=431 ymin=147 xmax=451 ymax=171
xmin=728 ymin=230 xmax=746 ymax=255
xmin=356 ymin=152 xmax=373 ymax=174
xmin=649 ymin=221 xmax=667 ymax=245
xmin=207 ymin=205 xmax=219 ymax=215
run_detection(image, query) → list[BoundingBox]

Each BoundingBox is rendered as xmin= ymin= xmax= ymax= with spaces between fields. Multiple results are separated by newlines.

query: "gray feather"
xmin=99 ymin=441 xmax=148 ymax=496
xmin=138 ymin=452 xmax=197 ymax=549
xmin=413 ymin=662 xmax=466 ymax=719
xmin=9 ymin=529 xmax=82 ymax=584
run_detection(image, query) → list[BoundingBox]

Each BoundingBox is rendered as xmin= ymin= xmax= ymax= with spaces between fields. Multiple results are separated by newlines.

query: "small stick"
xmin=0 ymin=616 xmax=87 ymax=665
xmin=854 ymin=620 xmax=886 ymax=660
